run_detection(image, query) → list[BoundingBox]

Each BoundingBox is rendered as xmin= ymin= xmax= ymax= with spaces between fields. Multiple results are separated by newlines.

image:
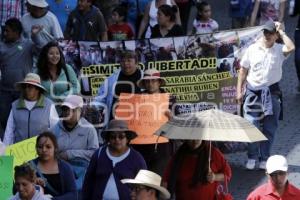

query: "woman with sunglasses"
xmin=3 ymin=73 xmax=58 ymax=145
xmin=82 ymin=119 xmax=147 ymax=200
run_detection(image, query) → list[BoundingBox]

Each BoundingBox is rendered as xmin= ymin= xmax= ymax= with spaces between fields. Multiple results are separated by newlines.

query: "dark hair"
xmin=37 ymin=41 xmax=70 ymax=85
xmin=36 ymin=131 xmax=59 ymax=158
xmin=167 ymin=141 xmax=210 ymax=195
xmin=14 ymin=163 xmax=36 ymax=182
xmin=196 ymin=1 xmax=210 ymax=20
xmin=112 ymin=5 xmax=128 ymax=21
xmin=5 ymin=18 xmax=23 ymax=35
xmin=158 ymin=5 xmax=178 ymax=22
xmin=121 ymin=50 xmax=138 ymax=62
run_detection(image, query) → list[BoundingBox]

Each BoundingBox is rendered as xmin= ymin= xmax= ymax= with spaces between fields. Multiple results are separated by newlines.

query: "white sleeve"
xmin=240 ymin=47 xmax=251 ymax=69
xmin=3 ymin=110 xmax=15 ymax=145
xmin=49 ymin=106 xmax=59 ymax=128
xmin=50 ymin=12 xmax=64 ymax=38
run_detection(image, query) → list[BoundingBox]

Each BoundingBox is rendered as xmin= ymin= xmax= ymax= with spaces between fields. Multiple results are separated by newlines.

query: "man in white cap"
xmin=236 ymin=21 xmax=295 ymax=170
xmin=121 ymin=169 xmax=171 ymax=200
xmin=52 ymin=94 xmax=99 ymax=162
xmin=247 ymin=155 xmax=300 ymax=199
xmin=21 ymin=0 xmax=63 ymax=45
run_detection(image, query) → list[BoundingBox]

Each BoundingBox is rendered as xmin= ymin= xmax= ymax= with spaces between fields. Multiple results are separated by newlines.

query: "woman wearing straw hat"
xmin=133 ymin=69 xmax=177 ymax=176
xmin=121 ymin=169 xmax=171 ymax=200
xmin=163 ymin=140 xmax=232 ymax=200
xmin=3 ymin=73 xmax=58 ymax=145
xmin=82 ymin=119 xmax=147 ymax=200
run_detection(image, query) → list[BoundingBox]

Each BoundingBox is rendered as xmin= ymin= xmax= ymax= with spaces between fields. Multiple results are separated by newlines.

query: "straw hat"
xmin=15 ymin=73 xmax=46 ymax=92
xmin=121 ymin=170 xmax=171 ymax=199
xmin=27 ymin=0 xmax=48 ymax=8
xmin=137 ymin=69 xmax=166 ymax=89
xmin=101 ymin=120 xmax=137 ymax=141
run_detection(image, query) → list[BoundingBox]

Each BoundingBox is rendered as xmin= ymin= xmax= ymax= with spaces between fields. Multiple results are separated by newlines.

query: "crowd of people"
xmin=0 ymin=0 xmax=300 ymax=199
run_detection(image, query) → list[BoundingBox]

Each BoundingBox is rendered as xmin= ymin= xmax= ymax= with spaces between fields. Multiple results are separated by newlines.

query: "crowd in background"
xmin=0 ymin=0 xmax=300 ymax=199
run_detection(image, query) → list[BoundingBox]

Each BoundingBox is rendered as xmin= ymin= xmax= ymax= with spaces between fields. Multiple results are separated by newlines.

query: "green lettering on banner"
xmin=5 ymin=136 xmax=37 ymax=168
xmin=0 ymin=156 xmax=14 ymax=200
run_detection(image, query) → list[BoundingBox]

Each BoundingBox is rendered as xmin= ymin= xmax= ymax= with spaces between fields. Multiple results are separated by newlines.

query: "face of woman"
xmin=47 ymin=46 xmax=61 ymax=66
xmin=15 ymin=176 xmax=35 ymax=200
xmin=36 ymin=137 xmax=56 ymax=161
xmin=108 ymin=131 xmax=129 ymax=153
xmin=186 ymin=140 xmax=202 ymax=150
xmin=144 ymin=79 xmax=161 ymax=94
xmin=157 ymin=10 xmax=169 ymax=26
xmin=24 ymin=84 xmax=40 ymax=101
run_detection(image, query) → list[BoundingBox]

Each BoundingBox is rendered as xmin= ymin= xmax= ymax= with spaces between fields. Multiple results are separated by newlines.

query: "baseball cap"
xmin=263 ymin=21 xmax=276 ymax=33
xmin=266 ymin=155 xmax=288 ymax=174
xmin=61 ymin=95 xmax=83 ymax=109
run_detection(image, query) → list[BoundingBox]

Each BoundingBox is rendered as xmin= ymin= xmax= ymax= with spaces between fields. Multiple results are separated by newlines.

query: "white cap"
xmin=27 ymin=0 xmax=48 ymax=8
xmin=266 ymin=155 xmax=288 ymax=174
xmin=61 ymin=95 xmax=83 ymax=109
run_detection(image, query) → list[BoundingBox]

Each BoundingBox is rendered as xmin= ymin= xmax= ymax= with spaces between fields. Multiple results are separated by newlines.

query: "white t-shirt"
xmin=240 ymin=41 xmax=287 ymax=89
xmin=102 ymin=148 xmax=131 ymax=200
xmin=193 ymin=18 xmax=219 ymax=34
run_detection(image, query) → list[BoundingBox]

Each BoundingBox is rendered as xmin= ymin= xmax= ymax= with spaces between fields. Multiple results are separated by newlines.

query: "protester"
xmin=31 ymin=131 xmax=77 ymax=200
xmin=47 ymin=0 xmax=77 ymax=31
xmin=36 ymin=41 xmax=80 ymax=103
xmin=93 ymin=0 xmax=119 ymax=26
xmin=9 ymin=163 xmax=51 ymax=200
xmin=163 ymin=140 xmax=232 ymax=200
xmin=229 ymin=0 xmax=253 ymax=28
xmin=51 ymin=94 xmax=98 ymax=192
xmin=132 ymin=69 xmax=175 ymax=176
xmin=236 ymin=21 xmax=295 ymax=170
xmin=93 ymin=50 xmax=144 ymax=126
xmin=151 ymin=5 xmax=184 ymax=38
xmin=3 ymin=73 xmax=58 ymax=145
xmin=188 ymin=1 xmax=218 ymax=35
xmin=290 ymin=0 xmax=300 ymax=91
xmin=64 ymin=0 xmax=108 ymax=41
xmin=108 ymin=5 xmax=135 ymax=41
xmin=82 ymin=119 xmax=147 ymax=200
xmin=21 ymin=0 xmax=63 ymax=45
xmin=250 ymin=0 xmax=286 ymax=26
xmin=0 ymin=18 xmax=44 ymax=139
xmin=247 ymin=155 xmax=300 ymax=199
xmin=121 ymin=169 xmax=171 ymax=200
xmin=0 ymin=0 xmax=26 ymax=26
xmin=137 ymin=0 xmax=181 ymax=39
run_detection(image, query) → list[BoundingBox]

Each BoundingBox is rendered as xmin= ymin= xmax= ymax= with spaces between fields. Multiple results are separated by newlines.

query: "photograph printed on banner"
xmin=78 ymin=41 xmax=102 ymax=67
xmin=135 ymin=39 xmax=154 ymax=66
xmin=99 ymin=41 xmax=123 ymax=64
xmin=149 ymin=37 xmax=176 ymax=61
xmin=58 ymin=40 xmax=81 ymax=75
xmin=217 ymin=58 xmax=236 ymax=77
xmin=174 ymin=35 xmax=215 ymax=59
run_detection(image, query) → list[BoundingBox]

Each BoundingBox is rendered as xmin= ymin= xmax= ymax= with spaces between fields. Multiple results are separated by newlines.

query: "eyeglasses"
xmin=109 ymin=134 xmax=126 ymax=140
xmin=269 ymin=171 xmax=287 ymax=177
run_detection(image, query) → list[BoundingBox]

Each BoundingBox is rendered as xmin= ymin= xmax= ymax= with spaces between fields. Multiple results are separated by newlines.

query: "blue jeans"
xmin=243 ymin=94 xmax=281 ymax=161
xmin=295 ymin=29 xmax=300 ymax=81
xmin=0 ymin=90 xmax=19 ymax=140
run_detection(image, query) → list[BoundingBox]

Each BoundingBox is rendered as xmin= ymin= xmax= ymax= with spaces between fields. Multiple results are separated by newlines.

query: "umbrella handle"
xmin=208 ymin=141 xmax=211 ymax=172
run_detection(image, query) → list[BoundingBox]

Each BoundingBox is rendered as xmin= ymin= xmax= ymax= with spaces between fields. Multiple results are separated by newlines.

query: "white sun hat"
xmin=27 ymin=0 xmax=48 ymax=8
xmin=121 ymin=170 xmax=170 ymax=199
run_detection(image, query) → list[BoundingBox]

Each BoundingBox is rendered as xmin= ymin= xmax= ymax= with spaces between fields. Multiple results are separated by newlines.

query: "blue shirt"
xmin=47 ymin=0 xmax=77 ymax=31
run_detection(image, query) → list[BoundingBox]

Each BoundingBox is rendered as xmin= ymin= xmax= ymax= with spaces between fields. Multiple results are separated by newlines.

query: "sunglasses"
xmin=109 ymin=134 xmax=126 ymax=140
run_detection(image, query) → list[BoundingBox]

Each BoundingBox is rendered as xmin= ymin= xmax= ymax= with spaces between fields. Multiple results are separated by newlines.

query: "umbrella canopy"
xmin=155 ymin=109 xmax=267 ymax=142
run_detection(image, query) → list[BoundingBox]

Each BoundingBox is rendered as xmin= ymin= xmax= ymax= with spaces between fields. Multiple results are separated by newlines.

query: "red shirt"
xmin=108 ymin=23 xmax=134 ymax=41
xmin=163 ymin=147 xmax=232 ymax=200
xmin=247 ymin=180 xmax=300 ymax=200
